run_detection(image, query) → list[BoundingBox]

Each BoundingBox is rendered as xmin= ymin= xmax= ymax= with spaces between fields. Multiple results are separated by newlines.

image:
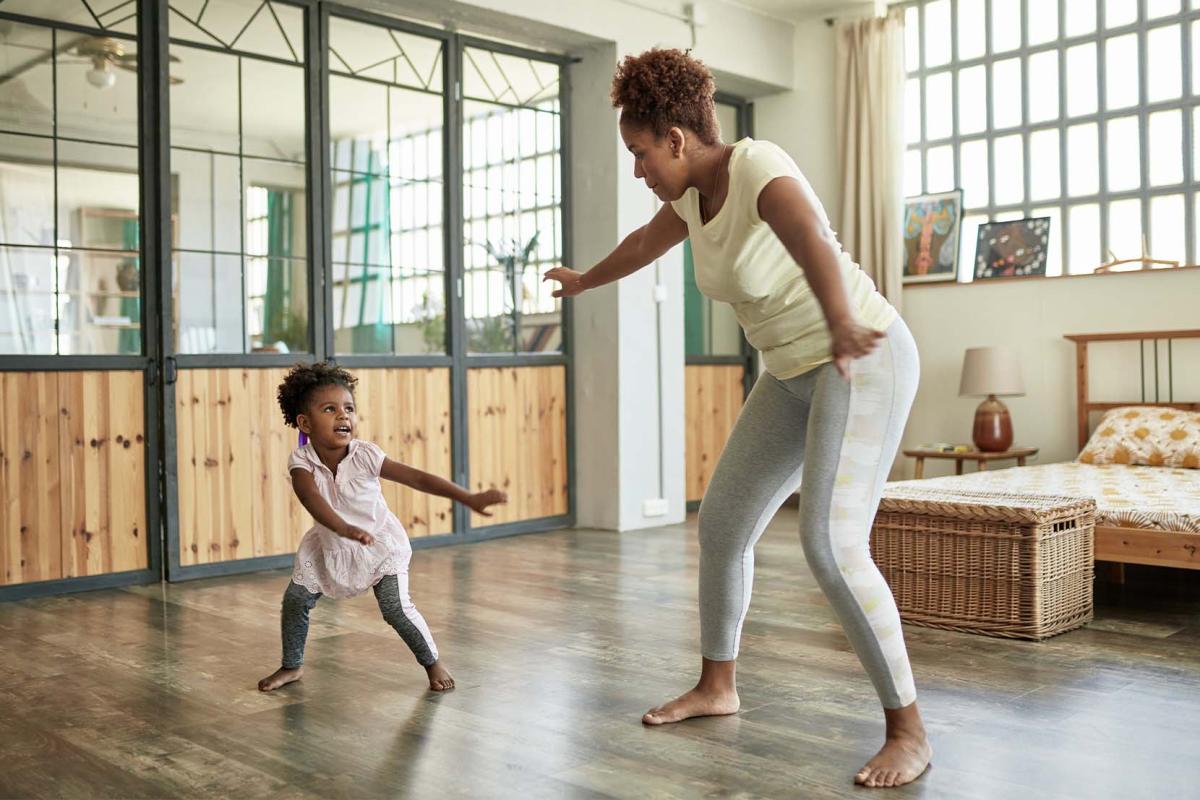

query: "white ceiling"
xmin=730 ymin=0 xmax=900 ymax=22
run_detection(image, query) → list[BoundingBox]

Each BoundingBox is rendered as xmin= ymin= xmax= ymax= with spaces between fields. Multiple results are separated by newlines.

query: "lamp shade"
xmin=959 ymin=346 xmax=1025 ymax=397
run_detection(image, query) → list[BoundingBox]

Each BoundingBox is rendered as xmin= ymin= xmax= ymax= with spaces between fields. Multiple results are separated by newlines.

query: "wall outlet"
xmin=643 ymin=498 xmax=669 ymax=517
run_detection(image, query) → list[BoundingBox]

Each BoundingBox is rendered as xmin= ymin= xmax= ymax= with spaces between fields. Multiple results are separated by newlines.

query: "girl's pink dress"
xmin=287 ymin=439 xmax=411 ymax=599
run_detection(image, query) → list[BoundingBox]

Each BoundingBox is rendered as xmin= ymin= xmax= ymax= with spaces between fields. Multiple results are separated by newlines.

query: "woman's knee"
xmin=696 ymin=496 xmax=738 ymax=552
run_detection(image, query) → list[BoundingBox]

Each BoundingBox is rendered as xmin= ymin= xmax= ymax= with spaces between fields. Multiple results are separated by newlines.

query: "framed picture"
xmin=902 ymin=189 xmax=963 ymax=284
xmin=973 ymin=217 xmax=1051 ymax=280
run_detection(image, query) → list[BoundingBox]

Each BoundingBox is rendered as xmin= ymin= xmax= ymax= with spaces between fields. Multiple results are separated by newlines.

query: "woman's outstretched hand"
xmin=830 ymin=320 xmax=885 ymax=380
xmin=543 ymin=267 xmax=587 ymax=298
xmin=466 ymin=488 xmax=508 ymax=517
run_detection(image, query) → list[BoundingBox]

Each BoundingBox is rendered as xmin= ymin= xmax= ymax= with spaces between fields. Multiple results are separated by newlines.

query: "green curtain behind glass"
xmin=119 ymin=219 xmax=140 ymax=355
xmin=349 ymin=148 xmax=392 ymax=353
xmin=682 ymin=239 xmax=706 ymax=357
xmin=262 ymin=190 xmax=292 ymax=348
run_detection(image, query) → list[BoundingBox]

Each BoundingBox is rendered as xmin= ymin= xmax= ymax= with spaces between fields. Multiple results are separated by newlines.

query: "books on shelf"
xmin=917 ymin=443 xmax=972 ymax=453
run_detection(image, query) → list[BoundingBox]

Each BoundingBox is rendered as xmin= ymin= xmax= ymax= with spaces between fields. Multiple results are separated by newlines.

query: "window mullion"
xmin=1139 ymin=1 xmax=1151 ymax=258
xmin=1184 ymin=7 xmax=1196 ymax=265
xmin=920 ymin=1 xmax=928 ymax=192
xmin=986 ymin=0 xmax=996 ymax=226
xmin=1097 ymin=0 xmax=1110 ymax=264
xmin=1021 ymin=0 xmax=1031 ymax=222
xmin=1058 ymin=0 xmax=1070 ymax=275
xmin=952 ymin=0 xmax=961 ymax=200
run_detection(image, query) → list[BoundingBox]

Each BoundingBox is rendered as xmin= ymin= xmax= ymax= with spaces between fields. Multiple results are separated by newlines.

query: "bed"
xmin=889 ymin=329 xmax=1200 ymax=571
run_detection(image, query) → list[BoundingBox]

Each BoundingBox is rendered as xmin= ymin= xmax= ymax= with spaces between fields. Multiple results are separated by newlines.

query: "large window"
xmin=0 ymin=1 xmax=568 ymax=359
xmin=328 ymin=16 xmax=446 ymax=356
xmin=903 ymin=0 xmax=1200 ymax=279
xmin=0 ymin=3 xmax=142 ymax=354
xmin=461 ymin=46 xmax=563 ymax=354
xmin=169 ymin=0 xmax=310 ymax=354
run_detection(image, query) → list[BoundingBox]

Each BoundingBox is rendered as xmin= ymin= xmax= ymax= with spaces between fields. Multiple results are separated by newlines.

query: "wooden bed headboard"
xmin=1064 ymin=329 xmax=1200 ymax=449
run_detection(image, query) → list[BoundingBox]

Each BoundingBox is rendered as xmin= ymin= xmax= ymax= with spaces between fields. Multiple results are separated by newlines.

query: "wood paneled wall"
xmin=176 ymin=367 xmax=454 ymax=567
xmin=0 ymin=371 xmax=147 ymax=585
xmin=467 ymin=366 xmax=568 ymax=526
xmin=685 ymin=365 xmax=745 ymax=503
xmin=175 ymin=368 xmax=301 ymax=566
xmin=353 ymin=368 xmax=453 ymax=538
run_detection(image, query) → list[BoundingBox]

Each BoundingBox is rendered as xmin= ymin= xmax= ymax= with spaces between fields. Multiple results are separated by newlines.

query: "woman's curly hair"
xmin=610 ymin=48 xmax=719 ymax=145
xmin=277 ymin=362 xmax=358 ymax=428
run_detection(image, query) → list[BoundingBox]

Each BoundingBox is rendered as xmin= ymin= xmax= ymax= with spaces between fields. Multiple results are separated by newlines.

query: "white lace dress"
xmin=288 ymin=439 xmax=411 ymax=598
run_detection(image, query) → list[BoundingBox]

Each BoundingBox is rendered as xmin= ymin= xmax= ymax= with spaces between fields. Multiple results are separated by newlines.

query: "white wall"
xmin=361 ymin=0 xmax=795 ymax=90
xmin=900 ymin=269 xmax=1200 ymax=478
xmin=755 ymin=15 xmax=841 ymax=228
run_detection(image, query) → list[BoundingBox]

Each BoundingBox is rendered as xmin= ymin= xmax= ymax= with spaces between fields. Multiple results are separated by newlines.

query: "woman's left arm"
xmin=757 ymin=176 xmax=885 ymax=379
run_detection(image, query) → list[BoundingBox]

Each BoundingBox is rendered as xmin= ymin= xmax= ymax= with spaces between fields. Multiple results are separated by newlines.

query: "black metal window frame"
xmin=0 ymin=5 xmax=575 ymax=372
xmin=0 ymin=1 xmax=164 ymax=601
xmin=318 ymin=6 xmax=575 ymax=552
xmin=901 ymin=0 xmax=1200 ymax=279
xmin=163 ymin=3 xmax=575 ymax=583
xmin=0 ymin=0 xmax=575 ymax=594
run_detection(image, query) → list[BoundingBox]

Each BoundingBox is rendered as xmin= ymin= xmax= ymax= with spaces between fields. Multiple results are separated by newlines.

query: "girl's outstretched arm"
xmin=380 ymin=459 xmax=508 ymax=516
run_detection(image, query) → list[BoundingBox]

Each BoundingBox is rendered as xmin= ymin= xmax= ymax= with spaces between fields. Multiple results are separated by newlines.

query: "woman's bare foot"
xmin=258 ymin=666 xmax=302 ymax=692
xmin=854 ymin=702 xmax=933 ymax=788
xmin=426 ymin=661 xmax=455 ymax=691
xmin=643 ymin=657 xmax=740 ymax=725
xmin=642 ymin=685 xmax=741 ymax=725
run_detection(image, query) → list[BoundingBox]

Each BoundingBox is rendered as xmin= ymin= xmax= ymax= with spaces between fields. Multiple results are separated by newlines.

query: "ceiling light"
xmin=86 ymin=59 xmax=115 ymax=89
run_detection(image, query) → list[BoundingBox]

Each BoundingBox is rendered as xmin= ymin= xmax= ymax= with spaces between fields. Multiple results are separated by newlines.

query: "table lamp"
xmin=959 ymin=346 xmax=1025 ymax=452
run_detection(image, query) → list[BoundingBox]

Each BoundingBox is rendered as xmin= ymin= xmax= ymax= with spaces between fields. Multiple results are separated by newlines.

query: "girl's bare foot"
xmin=642 ymin=685 xmax=740 ymax=725
xmin=258 ymin=666 xmax=302 ymax=692
xmin=426 ymin=661 xmax=454 ymax=691
xmin=854 ymin=702 xmax=933 ymax=788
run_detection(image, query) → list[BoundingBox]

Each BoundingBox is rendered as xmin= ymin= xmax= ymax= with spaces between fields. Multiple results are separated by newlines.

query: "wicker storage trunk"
xmin=870 ymin=487 xmax=1096 ymax=640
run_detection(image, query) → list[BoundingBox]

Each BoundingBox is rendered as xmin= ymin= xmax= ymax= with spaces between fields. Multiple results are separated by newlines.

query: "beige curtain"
xmin=835 ymin=9 xmax=906 ymax=311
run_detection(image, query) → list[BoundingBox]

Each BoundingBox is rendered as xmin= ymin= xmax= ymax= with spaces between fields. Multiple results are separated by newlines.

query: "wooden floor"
xmin=2 ymin=508 xmax=1199 ymax=799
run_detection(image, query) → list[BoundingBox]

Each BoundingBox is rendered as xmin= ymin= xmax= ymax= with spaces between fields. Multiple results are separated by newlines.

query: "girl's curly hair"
xmin=610 ymin=48 xmax=720 ymax=145
xmin=277 ymin=362 xmax=358 ymax=429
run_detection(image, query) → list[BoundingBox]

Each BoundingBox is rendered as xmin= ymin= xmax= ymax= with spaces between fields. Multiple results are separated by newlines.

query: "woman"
xmin=544 ymin=49 xmax=931 ymax=789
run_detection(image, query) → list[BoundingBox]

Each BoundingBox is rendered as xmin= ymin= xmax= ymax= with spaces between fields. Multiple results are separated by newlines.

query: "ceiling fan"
xmin=62 ymin=36 xmax=183 ymax=89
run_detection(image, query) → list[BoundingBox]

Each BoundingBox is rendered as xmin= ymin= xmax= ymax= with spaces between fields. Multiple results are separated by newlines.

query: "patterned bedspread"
xmin=888 ymin=462 xmax=1200 ymax=533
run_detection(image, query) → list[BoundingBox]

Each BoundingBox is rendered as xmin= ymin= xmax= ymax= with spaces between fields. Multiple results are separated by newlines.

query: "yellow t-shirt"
xmin=671 ymin=138 xmax=897 ymax=379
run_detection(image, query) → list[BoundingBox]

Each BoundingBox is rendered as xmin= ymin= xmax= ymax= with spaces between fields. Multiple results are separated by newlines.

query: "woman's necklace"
xmin=700 ymin=144 xmax=732 ymax=224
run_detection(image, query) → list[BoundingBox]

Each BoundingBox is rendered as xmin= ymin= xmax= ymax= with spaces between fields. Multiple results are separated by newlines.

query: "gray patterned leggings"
xmin=698 ymin=318 xmax=920 ymax=709
xmin=279 ymin=575 xmax=439 ymax=669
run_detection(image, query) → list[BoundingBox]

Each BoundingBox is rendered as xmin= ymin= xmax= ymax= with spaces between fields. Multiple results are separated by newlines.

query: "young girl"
xmin=257 ymin=362 xmax=506 ymax=693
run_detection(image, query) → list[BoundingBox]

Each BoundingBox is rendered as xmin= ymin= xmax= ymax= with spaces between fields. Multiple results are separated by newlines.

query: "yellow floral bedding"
xmin=889 ymin=462 xmax=1200 ymax=533
xmin=1078 ymin=406 xmax=1200 ymax=468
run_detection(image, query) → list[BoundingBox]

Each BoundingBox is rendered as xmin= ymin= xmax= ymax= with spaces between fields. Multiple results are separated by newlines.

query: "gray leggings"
xmin=699 ymin=319 xmax=920 ymax=708
xmin=280 ymin=575 xmax=439 ymax=669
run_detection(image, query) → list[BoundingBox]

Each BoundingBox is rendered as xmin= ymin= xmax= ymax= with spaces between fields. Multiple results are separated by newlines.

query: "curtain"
xmin=835 ymin=8 xmax=906 ymax=311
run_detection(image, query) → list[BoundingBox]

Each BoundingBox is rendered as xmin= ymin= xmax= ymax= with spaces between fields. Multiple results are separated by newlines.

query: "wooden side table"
xmin=904 ymin=447 xmax=1038 ymax=479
